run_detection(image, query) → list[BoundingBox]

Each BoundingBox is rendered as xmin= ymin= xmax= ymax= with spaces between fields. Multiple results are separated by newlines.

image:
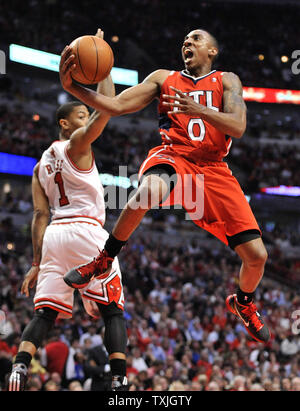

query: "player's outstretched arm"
xmin=21 ymin=164 xmax=50 ymax=297
xmin=66 ymin=29 xmax=116 ymax=160
xmin=67 ymin=73 xmax=115 ymax=157
xmin=60 ymin=45 xmax=168 ymax=117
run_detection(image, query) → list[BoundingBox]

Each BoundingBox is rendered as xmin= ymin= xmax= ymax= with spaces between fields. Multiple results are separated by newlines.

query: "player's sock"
xmin=110 ymin=358 xmax=126 ymax=378
xmin=13 ymin=351 xmax=32 ymax=369
xmin=237 ymin=287 xmax=254 ymax=305
xmin=104 ymin=234 xmax=127 ymax=258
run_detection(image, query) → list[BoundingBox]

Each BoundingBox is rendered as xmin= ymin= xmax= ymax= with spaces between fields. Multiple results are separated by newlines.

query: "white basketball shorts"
xmin=34 ymin=217 xmax=124 ymax=319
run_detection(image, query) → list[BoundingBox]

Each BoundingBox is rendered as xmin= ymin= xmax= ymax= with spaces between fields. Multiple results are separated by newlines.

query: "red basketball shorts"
xmin=138 ymin=145 xmax=261 ymax=246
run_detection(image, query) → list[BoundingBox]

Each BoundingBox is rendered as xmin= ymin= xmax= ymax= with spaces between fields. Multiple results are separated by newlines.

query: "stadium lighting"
xmin=9 ymin=44 xmax=138 ymax=86
xmin=0 ymin=151 xmax=139 ymax=189
xmin=8 ymin=44 xmax=300 ymax=104
xmin=243 ymin=87 xmax=300 ymax=104
xmin=0 ymin=152 xmax=37 ymax=176
xmin=100 ymin=173 xmax=138 ymax=189
xmin=261 ymin=185 xmax=300 ymax=197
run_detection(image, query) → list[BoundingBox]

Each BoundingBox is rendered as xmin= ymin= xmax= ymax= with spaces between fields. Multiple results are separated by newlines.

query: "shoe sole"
xmin=63 ymin=270 xmax=90 ymax=289
xmin=226 ymin=295 xmax=268 ymax=344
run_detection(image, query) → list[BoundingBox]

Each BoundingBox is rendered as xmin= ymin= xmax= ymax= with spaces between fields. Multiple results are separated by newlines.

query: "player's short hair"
xmin=56 ymin=101 xmax=84 ymax=127
xmin=196 ymin=29 xmax=219 ymax=62
xmin=208 ymin=33 xmax=219 ymax=52
xmin=210 ymin=33 xmax=219 ymax=62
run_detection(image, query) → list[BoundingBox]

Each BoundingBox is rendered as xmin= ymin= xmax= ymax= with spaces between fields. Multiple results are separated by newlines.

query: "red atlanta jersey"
xmin=158 ymin=70 xmax=232 ymax=163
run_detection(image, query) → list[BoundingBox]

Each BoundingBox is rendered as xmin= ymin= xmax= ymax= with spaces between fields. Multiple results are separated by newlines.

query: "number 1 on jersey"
xmin=54 ymin=171 xmax=69 ymax=207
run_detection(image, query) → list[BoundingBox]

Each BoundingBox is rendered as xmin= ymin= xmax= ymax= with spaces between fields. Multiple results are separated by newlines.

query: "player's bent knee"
xmin=257 ymin=247 xmax=268 ymax=264
xmin=135 ymin=178 xmax=165 ymax=209
xmin=34 ymin=307 xmax=59 ymax=322
xmin=22 ymin=307 xmax=58 ymax=349
xmin=97 ymin=302 xmax=127 ymax=355
xmin=97 ymin=301 xmax=124 ymax=320
xmin=245 ymin=246 xmax=268 ymax=267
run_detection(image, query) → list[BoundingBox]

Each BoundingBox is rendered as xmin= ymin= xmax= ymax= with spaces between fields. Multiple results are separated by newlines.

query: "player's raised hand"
xmin=95 ymin=28 xmax=104 ymax=39
xmin=162 ymin=86 xmax=206 ymax=116
xmin=21 ymin=266 xmax=40 ymax=297
xmin=59 ymin=45 xmax=76 ymax=91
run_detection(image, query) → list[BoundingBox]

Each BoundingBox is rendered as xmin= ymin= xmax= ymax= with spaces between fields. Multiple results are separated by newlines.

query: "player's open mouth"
xmin=184 ymin=48 xmax=194 ymax=62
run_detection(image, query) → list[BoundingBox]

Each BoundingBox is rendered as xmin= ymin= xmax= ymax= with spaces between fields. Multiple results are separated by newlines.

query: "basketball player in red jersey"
xmin=61 ymin=29 xmax=270 ymax=343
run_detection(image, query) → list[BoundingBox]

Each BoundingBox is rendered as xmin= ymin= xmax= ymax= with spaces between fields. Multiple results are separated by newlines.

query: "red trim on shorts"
xmin=34 ymin=298 xmax=73 ymax=316
xmin=84 ymin=289 xmax=104 ymax=297
xmin=52 ymin=215 xmax=104 ymax=227
xmin=82 ymin=293 xmax=124 ymax=311
xmin=51 ymin=221 xmax=98 ymax=227
xmin=34 ymin=297 xmax=72 ymax=310
xmin=34 ymin=304 xmax=72 ymax=317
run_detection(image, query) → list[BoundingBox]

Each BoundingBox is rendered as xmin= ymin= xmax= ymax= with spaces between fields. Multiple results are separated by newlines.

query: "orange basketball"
xmin=69 ymin=35 xmax=114 ymax=85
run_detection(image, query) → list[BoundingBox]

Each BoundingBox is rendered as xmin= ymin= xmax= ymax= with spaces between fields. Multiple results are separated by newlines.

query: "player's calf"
xmin=7 ymin=307 xmax=58 ymax=391
xmin=97 ymin=302 xmax=128 ymax=391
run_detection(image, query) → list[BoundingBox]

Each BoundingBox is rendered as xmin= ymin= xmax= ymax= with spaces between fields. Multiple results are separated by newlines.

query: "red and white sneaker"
xmin=63 ymin=249 xmax=113 ymax=289
xmin=226 ymin=294 xmax=270 ymax=343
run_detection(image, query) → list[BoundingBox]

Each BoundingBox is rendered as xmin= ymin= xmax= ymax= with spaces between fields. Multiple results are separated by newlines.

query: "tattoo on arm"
xmin=223 ymin=72 xmax=247 ymax=114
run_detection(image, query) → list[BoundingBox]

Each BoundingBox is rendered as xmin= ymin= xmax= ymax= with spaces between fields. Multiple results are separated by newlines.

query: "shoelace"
xmin=79 ymin=258 xmax=98 ymax=278
xmin=94 ymin=250 xmax=113 ymax=273
xmin=241 ymin=302 xmax=263 ymax=331
xmin=79 ymin=251 xmax=112 ymax=279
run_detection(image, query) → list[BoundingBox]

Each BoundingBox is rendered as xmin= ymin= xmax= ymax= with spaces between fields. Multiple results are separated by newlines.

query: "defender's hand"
xmin=21 ymin=266 xmax=40 ymax=297
xmin=59 ymin=45 xmax=76 ymax=91
xmin=95 ymin=28 xmax=104 ymax=39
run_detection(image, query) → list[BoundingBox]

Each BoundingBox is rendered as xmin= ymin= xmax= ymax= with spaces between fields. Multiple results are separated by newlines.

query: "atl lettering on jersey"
xmin=158 ymin=70 xmax=232 ymax=163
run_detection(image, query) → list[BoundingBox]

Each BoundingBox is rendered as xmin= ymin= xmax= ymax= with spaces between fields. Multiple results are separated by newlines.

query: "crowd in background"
xmin=0 ymin=0 xmax=300 ymax=391
xmin=0 ymin=210 xmax=299 ymax=391
xmin=1 ymin=0 xmax=299 ymax=89
xmin=1 ymin=104 xmax=300 ymax=193
xmin=0 ymin=85 xmax=299 ymax=393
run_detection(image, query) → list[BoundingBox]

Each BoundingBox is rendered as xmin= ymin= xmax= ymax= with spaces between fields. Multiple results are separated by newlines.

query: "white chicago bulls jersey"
xmin=38 ymin=140 xmax=105 ymax=225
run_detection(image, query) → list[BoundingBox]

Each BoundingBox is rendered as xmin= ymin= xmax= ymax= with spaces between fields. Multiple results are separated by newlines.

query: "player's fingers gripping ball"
xmin=69 ymin=35 xmax=114 ymax=84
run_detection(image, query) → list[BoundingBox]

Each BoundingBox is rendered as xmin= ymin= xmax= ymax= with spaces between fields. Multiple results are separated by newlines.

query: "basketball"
xmin=69 ymin=35 xmax=114 ymax=85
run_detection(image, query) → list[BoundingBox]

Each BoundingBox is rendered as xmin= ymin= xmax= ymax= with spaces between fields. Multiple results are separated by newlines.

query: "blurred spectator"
xmin=40 ymin=332 xmax=69 ymax=377
xmin=0 ymin=1 xmax=298 ymax=89
xmin=43 ymin=379 xmax=60 ymax=391
xmin=0 ymin=94 xmax=300 ymax=391
xmin=79 ymin=324 xmax=103 ymax=349
xmin=83 ymin=342 xmax=111 ymax=391
xmin=68 ymin=380 xmax=84 ymax=391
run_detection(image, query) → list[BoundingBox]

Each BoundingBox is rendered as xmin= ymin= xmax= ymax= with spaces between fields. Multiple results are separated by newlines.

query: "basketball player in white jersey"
xmin=7 ymin=30 xmax=128 ymax=392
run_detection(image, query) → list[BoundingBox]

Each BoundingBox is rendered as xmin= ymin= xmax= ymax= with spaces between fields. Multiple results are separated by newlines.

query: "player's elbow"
xmin=110 ymin=97 xmax=130 ymax=116
xmin=234 ymin=127 xmax=245 ymax=139
xmin=33 ymin=208 xmax=50 ymax=220
xmin=232 ymin=121 xmax=246 ymax=139
xmin=111 ymin=106 xmax=123 ymax=117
